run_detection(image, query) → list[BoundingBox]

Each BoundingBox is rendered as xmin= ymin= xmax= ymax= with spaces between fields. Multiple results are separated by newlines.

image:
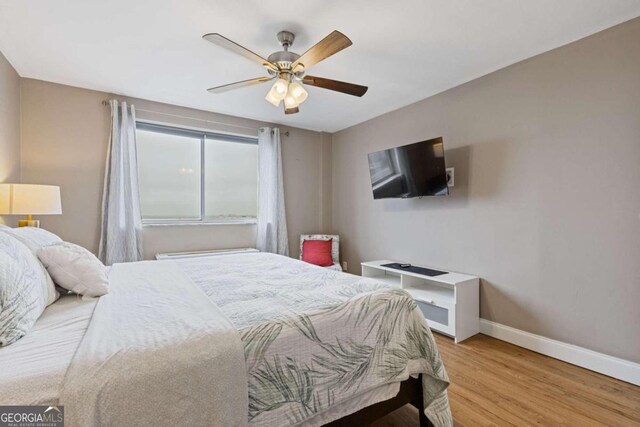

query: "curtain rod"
xmin=101 ymin=100 xmax=289 ymax=136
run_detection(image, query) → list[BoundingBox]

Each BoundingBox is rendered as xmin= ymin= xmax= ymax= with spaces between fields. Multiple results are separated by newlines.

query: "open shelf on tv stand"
xmin=361 ymin=260 xmax=480 ymax=343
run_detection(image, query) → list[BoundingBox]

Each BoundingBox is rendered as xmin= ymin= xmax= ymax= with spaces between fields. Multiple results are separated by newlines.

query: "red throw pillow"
xmin=302 ymin=239 xmax=334 ymax=267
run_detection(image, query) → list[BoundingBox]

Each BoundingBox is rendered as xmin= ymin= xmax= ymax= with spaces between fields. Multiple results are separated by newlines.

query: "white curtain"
xmin=256 ymin=127 xmax=289 ymax=256
xmin=98 ymin=100 xmax=144 ymax=265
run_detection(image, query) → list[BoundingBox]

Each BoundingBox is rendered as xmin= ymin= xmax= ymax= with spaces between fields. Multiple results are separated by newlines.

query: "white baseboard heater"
xmin=155 ymin=248 xmax=259 ymax=260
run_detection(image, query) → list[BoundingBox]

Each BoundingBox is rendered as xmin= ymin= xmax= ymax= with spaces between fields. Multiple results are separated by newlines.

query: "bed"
xmin=0 ymin=252 xmax=451 ymax=426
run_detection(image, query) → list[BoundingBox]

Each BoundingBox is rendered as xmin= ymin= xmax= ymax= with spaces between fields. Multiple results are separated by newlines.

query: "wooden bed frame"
xmin=326 ymin=375 xmax=434 ymax=427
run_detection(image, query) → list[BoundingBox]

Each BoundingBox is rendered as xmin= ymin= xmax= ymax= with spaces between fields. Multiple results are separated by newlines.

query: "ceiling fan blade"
xmin=284 ymin=106 xmax=299 ymax=115
xmin=302 ymin=75 xmax=368 ymax=97
xmin=207 ymin=77 xmax=274 ymax=94
xmin=203 ymin=33 xmax=278 ymax=72
xmin=291 ymin=31 xmax=352 ymax=72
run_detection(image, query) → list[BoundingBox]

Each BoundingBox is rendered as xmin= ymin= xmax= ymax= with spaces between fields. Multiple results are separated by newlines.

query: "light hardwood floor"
xmin=371 ymin=334 xmax=640 ymax=426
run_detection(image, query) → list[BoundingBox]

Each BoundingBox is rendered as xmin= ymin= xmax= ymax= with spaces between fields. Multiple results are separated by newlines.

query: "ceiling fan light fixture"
xmin=265 ymin=90 xmax=282 ymax=107
xmin=284 ymin=93 xmax=299 ymax=109
xmin=265 ymin=78 xmax=289 ymax=107
xmin=273 ymin=78 xmax=289 ymax=96
xmin=289 ymin=82 xmax=308 ymax=104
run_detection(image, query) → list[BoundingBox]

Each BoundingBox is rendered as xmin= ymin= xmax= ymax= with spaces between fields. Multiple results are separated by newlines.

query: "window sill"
xmin=142 ymin=219 xmax=257 ymax=227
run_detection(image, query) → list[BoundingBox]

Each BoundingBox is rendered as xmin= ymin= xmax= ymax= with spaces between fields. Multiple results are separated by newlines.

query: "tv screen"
xmin=367 ymin=137 xmax=448 ymax=199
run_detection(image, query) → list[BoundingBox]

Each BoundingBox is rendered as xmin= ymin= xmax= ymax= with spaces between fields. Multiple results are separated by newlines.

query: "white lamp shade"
xmin=265 ymin=90 xmax=283 ymax=107
xmin=288 ymin=82 xmax=308 ymax=104
xmin=0 ymin=184 xmax=62 ymax=215
xmin=265 ymin=78 xmax=289 ymax=107
xmin=272 ymin=78 xmax=289 ymax=96
xmin=284 ymin=94 xmax=299 ymax=109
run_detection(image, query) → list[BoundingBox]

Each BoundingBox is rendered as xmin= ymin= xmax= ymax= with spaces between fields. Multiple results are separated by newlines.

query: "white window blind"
xmin=136 ymin=122 xmax=258 ymax=224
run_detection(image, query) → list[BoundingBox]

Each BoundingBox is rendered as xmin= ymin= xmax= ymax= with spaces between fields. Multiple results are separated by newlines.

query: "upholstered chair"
xmin=299 ymin=234 xmax=342 ymax=271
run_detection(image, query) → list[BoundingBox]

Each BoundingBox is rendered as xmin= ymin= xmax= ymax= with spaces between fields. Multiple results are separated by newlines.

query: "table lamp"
xmin=0 ymin=184 xmax=62 ymax=227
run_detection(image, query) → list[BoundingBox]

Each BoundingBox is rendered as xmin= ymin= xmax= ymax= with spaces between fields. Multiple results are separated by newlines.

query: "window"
xmin=136 ymin=122 xmax=258 ymax=223
xmin=368 ymin=150 xmax=397 ymax=184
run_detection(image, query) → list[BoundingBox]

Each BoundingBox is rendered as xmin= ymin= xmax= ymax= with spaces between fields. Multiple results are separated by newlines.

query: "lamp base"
xmin=18 ymin=217 xmax=40 ymax=228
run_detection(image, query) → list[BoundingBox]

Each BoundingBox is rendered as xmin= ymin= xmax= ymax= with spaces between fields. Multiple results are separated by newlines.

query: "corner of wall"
xmin=319 ymin=131 xmax=333 ymax=233
xmin=0 ymin=51 xmax=22 ymax=226
xmin=18 ymin=76 xmax=23 ymax=183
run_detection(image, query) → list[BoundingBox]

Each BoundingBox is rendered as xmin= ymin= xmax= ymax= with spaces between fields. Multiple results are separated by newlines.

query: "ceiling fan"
xmin=202 ymin=30 xmax=368 ymax=115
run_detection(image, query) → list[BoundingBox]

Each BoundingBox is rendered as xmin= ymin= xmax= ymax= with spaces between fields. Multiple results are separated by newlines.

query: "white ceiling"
xmin=1 ymin=1 xmax=639 ymax=132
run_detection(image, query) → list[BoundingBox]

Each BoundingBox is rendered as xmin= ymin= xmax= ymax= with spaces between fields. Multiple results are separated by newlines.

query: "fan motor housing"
xmin=267 ymin=51 xmax=300 ymax=71
xmin=277 ymin=30 xmax=295 ymax=48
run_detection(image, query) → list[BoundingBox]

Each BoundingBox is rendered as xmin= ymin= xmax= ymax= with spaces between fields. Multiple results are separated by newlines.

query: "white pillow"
xmin=37 ymin=242 xmax=109 ymax=297
xmin=1 ymin=226 xmax=62 ymax=250
xmin=0 ymin=227 xmax=59 ymax=306
xmin=0 ymin=233 xmax=50 ymax=346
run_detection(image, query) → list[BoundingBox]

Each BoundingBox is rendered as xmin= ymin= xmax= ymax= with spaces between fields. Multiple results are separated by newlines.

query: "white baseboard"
xmin=479 ymin=319 xmax=640 ymax=386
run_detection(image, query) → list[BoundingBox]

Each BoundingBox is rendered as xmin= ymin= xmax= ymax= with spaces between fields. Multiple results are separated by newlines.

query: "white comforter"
xmin=178 ymin=252 xmax=451 ymax=426
xmin=60 ymin=261 xmax=247 ymax=427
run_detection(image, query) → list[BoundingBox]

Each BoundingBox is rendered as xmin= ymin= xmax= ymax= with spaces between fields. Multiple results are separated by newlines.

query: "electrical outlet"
xmin=446 ymin=167 xmax=455 ymax=187
xmin=342 ymin=261 xmax=348 ymax=271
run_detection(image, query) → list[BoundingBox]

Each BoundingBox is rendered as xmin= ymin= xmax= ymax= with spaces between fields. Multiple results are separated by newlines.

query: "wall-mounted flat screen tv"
xmin=367 ymin=137 xmax=448 ymax=199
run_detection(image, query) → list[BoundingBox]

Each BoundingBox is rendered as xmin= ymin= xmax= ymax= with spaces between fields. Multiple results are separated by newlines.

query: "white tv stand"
xmin=361 ymin=260 xmax=479 ymax=343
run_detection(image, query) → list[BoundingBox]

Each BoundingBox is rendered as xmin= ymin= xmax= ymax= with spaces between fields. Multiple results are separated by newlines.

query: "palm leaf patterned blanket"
xmin=177 ymin=252 xmax=452 ymax=426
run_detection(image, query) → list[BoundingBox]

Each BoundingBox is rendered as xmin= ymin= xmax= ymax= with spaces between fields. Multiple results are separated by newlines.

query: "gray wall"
xmin=19 ymin=79 xmax=331 ymax=259
xmin=0 ymin=51 xmax=21 ymax=226
xmin=332 ymin=18 xmax=640 ymax=362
